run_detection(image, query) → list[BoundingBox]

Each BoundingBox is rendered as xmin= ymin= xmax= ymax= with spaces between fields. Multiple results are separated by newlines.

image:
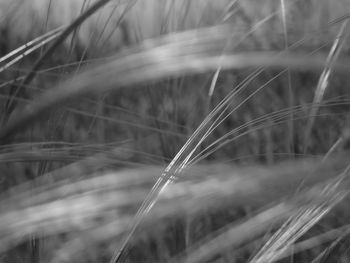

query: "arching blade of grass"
xmin=108 ymin=52 xmax=341 ymax=262
xmin=188 ymin=69 xmax=286 ymax=166
xmin=171 ymin=4 xmax=300 ymax=167
xmin=187 ymin=27 xmax=350 ymax=166
xmin=303 ymin=20 xmax=349 ymax=153
xmin=2 ymin=47 xmax=350 ymax=141
xmin=187 ymin=48 xmax=349 ymax=164
xmin=0 ymin=153 xmax=349 ymax=258
xmin=190 ymin=96 xmax=350 ymax=164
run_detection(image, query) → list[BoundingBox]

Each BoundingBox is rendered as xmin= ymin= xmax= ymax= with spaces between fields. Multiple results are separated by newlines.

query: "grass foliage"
xmin=1 ymin=0 xmax=350 ymax=262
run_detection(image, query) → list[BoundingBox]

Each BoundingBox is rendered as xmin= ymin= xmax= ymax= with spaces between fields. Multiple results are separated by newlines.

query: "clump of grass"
xmin=1 ymin=1 xmax=350 ymax=263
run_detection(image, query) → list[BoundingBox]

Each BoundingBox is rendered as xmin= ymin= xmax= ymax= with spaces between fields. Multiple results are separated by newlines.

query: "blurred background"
xmin=1 ymin=0 xmax=350 ymax=262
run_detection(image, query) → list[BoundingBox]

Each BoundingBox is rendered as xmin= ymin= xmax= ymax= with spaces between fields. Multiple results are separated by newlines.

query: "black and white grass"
xmin=1 ymin=0 xmax=350 ymax=262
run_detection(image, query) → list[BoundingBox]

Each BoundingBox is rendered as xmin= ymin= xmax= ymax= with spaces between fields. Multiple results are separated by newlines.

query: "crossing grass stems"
xmin=1 ymin=0 xmax=350 ymax=262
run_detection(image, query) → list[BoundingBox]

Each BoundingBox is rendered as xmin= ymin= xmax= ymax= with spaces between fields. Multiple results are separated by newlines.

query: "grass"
xmin=1 ymin=0 xmax=350 ymax=262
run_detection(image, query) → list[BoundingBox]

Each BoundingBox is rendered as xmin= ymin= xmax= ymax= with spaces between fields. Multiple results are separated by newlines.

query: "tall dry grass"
xmin=1 ymin=0 xmax=350 ymax=262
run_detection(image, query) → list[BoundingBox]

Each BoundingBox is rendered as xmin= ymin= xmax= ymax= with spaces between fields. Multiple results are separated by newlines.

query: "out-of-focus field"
xmin=1 ymin=0 xmax=350 ymax=262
